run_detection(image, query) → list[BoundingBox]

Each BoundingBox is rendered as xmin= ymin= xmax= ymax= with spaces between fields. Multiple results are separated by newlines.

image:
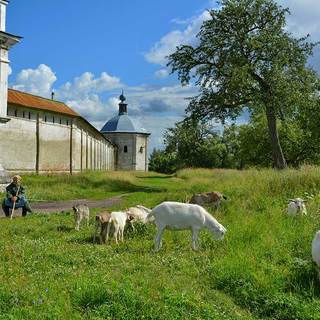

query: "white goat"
xmin=147 ymin=201 xmax=227 ymax=252
xmin=312 ymin=231 xmax=320 ymax=268
xmin=106 ymin=211 xmax=129 ymax=244
xmin=126 ymin=205 xmax=153 ymax=230
xmin=287 ymin=198 xmax=307 ymax=215
xmin=72 ymin=204 xmax=90 ymax=231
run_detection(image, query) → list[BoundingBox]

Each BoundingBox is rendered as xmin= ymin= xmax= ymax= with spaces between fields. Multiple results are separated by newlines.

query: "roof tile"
xmin=8 ymin=89 xmax=79 ymax=117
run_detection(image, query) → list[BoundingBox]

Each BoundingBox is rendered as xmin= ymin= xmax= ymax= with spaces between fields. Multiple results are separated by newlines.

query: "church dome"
xmin=100 ymin=92 xmax=149 ymax=135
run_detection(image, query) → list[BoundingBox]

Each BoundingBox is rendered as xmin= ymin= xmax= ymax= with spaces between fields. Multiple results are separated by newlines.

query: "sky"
xmin=7 ymin=0 xmax=320 ymax=154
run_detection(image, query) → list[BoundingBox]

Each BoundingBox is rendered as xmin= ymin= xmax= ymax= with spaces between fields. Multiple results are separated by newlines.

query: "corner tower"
xmin=101 ymin=92 xmax=150 ymax=171
xmin=0 ymin=0 xmax=21 ymax=122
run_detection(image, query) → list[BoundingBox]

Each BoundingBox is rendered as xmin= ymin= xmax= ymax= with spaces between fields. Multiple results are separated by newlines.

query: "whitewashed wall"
xmin=103 ymin=132 xmax=148 ymax=171
xmin=0 ymin=105 xmax=115 ymax=173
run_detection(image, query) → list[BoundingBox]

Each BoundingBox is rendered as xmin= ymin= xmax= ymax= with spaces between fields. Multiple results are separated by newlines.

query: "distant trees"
xmin=168 ymin=0 xmax=320 ymax=169
xmin=149 ymin=112 xmax=320 ymax=173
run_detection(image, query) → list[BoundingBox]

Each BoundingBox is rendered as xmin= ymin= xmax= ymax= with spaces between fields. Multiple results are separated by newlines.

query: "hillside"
xmin=1 ymin=168 xmax=320 ymax=319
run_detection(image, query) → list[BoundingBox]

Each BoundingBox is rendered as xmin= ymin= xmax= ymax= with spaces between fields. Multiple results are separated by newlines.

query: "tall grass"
xmin=1 ymin=167 xmax=320 ymax=319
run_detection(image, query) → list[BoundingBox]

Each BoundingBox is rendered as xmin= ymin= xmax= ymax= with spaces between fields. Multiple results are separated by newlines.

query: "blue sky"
xmin=7 ymin=0 xmax=320 ymax=153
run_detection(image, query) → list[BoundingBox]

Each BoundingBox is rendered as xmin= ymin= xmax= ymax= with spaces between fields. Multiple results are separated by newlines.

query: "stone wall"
xmin=103 ymin=132 xmax=148 ymax=171
xmin=0 ymin=105 xmax=115 ymax=173
xmin=135 ymin=134 xmax=148 ymax=171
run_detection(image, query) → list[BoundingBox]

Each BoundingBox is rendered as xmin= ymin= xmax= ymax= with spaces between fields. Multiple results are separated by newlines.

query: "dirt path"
xmin=0 ymin=195 xmax=124 ymax=217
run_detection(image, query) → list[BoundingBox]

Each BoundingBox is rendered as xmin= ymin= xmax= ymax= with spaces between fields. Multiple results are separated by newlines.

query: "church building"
xmin=101 ymin=92 xmax=150 ymax=171
xmin=0 ymin=1 xmax=150 ymax=177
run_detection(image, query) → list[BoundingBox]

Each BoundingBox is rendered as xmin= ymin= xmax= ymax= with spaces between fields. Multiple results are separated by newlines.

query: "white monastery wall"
xmin=0 ymin=113 xmax=36 ymax=171
xmin=0 ymin=105 xmax=115 ymax=173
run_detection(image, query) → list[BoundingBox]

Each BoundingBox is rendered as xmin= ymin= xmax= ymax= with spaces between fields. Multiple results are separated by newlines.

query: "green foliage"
xmin=168 ymin=0 xmax=320 ymax=168
xmin=149 ymin=110 xmax=320 ymax=173
xmin=148 ymin=148 xmax=178 ymax=174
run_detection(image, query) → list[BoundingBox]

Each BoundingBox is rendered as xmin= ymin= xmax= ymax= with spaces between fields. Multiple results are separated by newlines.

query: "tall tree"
xmin=168 ymin=0 xmax=319 ymax=169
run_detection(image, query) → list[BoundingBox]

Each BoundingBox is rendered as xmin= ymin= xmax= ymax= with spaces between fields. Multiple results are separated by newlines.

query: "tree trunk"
xmin=265 ymin=107 xmax=287 ymax=169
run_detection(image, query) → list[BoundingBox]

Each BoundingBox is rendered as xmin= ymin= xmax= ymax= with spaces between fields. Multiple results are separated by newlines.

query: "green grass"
xmin=1 ymin=167 xmax=320 ymax=319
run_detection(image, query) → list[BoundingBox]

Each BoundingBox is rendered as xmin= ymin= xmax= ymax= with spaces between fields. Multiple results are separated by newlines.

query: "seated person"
xmin=1 ymin=175 xmax=32 ymax=217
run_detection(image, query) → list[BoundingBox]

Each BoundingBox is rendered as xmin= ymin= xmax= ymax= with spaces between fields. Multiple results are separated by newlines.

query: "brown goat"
xmin=189 ymin=191 xmax=227 ymax=209
xmin=93 ymin=212 xmax=112 ymax=244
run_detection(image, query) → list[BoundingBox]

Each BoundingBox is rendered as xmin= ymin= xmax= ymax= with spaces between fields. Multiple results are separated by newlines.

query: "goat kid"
xmin=126 ymin=205 xmax=153 ymax=231
xmin=287 ymin=198 xmax=307 ymax=215
xmin=93 ymin=212 xmax=111 ymax=244
xmin=72 ymin=204 xmax=90 ymax=231
xmin=190 ymin=191 xmax=227 ymax=209
xmin=106 ymin=211 xmax=130 ymax=244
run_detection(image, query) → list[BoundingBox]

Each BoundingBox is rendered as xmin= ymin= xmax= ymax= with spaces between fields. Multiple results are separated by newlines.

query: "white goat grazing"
xmin=106 ymin=211 xmax=129 ymax=244
xmin=287 ymin=198 xmax=307 ymax=215
xmin=126 ymin=205 xmax=153 ymax=230
xmin=147 ymin=201 xmax=227 ymax=251
xmin=72 ymin=204 xmax=90 ymax=231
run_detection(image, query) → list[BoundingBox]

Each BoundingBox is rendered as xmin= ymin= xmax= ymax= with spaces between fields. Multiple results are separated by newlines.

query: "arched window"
xmin=124 ymin=145 xmax=128 ymax=153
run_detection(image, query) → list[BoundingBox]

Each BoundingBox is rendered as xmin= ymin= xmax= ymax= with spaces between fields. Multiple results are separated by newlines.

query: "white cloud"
xmin=145 ymin=11 xmax=211 ymax=66
xmin=65 ymin=95 xmax=119 ymax=122
xmin=57 ymin=71 xmax=122 ymax=100
xmin=12 ymin=64 xmax=57 ymax=97
xmin=281 ymin=0 xmax=320 ymax=40
xmin=154 ymin=69 xmax=170 ymax=78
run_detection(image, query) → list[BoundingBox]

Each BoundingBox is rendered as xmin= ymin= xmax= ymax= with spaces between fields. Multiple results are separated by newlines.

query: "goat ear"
xmin=72 ymin=206 xmax=76 ymax=211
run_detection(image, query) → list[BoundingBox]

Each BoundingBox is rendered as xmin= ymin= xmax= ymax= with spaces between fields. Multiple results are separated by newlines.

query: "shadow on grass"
xmin=75 ymin=177 xmax=167 ymax=193
xmin=56 ymin=225 xmax=74 ymax=232
xmin=68 ymin=236 xmax=96 ymax=245
xmin=287 ymin=259 xmax=320 ymax=297
xmin=136 ymin=175 xmax=174 ymax=179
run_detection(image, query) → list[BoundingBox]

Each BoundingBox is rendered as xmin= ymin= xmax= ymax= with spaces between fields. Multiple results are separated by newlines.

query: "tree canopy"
xmin=168 ymin=0 xmax=320 ymax=169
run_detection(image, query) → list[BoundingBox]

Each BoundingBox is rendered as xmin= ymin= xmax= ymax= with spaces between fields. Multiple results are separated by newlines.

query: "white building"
xmin=101 ymin=92 xmax=150 ymax=171
xmin=0 ymin=1 xmax=150 ymax=180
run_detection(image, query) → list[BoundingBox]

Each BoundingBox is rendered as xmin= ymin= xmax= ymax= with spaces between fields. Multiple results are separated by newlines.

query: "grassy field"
xmin=1 ymin=167 xmax=320 ymax=319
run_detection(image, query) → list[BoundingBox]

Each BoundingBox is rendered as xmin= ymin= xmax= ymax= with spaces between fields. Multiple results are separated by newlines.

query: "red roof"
xmin=8 ymin=88 xmax=79 ymax=117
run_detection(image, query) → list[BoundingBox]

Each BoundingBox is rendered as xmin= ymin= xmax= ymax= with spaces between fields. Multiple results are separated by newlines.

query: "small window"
xmin=53 ymin=116 xmax=55 ymax=124
xmin=66 ymin=120 xmax=69 ymax=126
xmin=28 ymin=112 xmax=31 ymax=120
xmin=14 ymin=110 xmax=17 ymax=117
xmin=124 ymin=146 xmax=128 ymax=153
xmin=22 ymin=111 xmax=25 ymax=118
xmin=139 ymin=146 xmax=144 ymax=153
xmin=59 ymin=118 xmax=62 ymax=125
xmin=44 ymin=115 xmax=47 ymax=122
